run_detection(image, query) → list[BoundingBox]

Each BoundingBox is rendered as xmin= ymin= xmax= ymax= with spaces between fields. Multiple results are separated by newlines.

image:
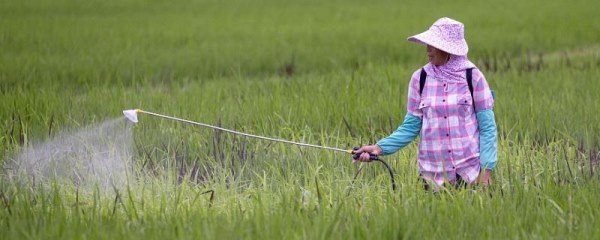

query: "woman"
xmin=354 ymin=17 xmax=497 ymax=188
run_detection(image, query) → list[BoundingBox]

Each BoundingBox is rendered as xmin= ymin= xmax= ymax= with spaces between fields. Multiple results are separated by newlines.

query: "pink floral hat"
xmin=407 ymin=17 xmax=469 ymax=56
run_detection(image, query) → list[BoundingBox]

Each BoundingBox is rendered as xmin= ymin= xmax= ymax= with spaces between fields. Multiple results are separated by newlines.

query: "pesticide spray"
xmin=4 ymin=109 xmax=395 ymax=192
xmin=4 ymin=118 xmax=134 ymax=192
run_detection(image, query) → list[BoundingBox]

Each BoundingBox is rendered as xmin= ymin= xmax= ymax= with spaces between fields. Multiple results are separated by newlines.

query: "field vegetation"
xmin=1 ymin=0 xmax=600 ymax=239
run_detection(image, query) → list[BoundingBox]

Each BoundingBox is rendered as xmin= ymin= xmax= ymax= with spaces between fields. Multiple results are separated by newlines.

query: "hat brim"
xmin=407 ymin=30 xmax=469 ymax=56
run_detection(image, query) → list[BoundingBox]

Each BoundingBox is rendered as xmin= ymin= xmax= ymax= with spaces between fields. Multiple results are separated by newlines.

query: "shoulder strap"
xmin=466 ymin=68 xmax=475 ymax=105
xmin=466 ymin=68 xmax=474 ymax=96
xmin=419 ymin=68 xmax=427 ymax=95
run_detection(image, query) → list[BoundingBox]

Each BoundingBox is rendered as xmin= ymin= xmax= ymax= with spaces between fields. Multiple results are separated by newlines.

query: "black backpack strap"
xmin=419 ymin=68 xmax=427 ymax=95
xmin=466 ymin=68 xmax=475 ymax=106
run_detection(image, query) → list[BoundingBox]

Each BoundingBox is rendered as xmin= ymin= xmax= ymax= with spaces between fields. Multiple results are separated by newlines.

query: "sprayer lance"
xmin=122 ymin=109 xmax=379 ymax=160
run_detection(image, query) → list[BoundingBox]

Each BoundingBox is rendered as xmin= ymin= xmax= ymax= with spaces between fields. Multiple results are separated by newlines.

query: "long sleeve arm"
xmin=477 ymin=109 xmax=497 ymax=170
xmin=376 ymin=113 xmax=422 ymax=155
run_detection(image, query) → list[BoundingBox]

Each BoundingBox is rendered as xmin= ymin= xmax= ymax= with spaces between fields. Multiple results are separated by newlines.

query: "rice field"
xmin=1 ymin=0 xmax=600 ymax=239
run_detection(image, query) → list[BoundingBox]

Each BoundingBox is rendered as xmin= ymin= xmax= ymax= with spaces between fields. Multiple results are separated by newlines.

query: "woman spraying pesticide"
xmin=354 ymin=17 xmax=498 ymax=189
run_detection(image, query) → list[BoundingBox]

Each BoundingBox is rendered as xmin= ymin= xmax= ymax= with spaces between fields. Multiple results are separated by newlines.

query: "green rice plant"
xmin=2 ymin=0 xmax=600 ymax=239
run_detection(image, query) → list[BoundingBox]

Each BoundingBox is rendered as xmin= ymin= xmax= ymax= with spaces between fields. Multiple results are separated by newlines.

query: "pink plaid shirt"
xmin=407 ymin=67 xmax=494 ymax=186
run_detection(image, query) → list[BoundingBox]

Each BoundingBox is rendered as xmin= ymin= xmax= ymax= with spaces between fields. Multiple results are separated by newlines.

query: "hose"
xmin=351 ymin=148 xmax=396 ymax=191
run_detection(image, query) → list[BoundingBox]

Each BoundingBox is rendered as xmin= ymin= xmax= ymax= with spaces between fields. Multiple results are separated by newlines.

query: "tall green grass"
xmin=2 ymin=0 xmax=600 ymax=239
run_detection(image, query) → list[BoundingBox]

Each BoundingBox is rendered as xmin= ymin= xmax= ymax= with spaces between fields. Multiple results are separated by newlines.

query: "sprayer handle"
xmin=352 ymin=147 xmax=379 ymax=161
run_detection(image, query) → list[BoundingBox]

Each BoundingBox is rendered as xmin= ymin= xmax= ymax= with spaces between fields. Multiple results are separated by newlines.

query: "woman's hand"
xmin=352 ymin=145 xmax=383 ymax=163
xmin=478 ymin=169 xmax=493 ymax=186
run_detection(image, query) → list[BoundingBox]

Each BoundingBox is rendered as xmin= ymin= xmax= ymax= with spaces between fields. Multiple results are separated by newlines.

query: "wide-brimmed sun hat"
xmin=407 ymin=17 xmax=469 ymax=56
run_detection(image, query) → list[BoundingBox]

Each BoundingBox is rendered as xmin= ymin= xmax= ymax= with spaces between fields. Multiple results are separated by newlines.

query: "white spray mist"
xmin=4 ymin=117 xmax=134 ymax=192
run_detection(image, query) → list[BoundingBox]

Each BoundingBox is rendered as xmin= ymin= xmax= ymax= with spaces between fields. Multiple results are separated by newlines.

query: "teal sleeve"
xmin=376 ymin=113 xmax=422 ymax=155
xmin=477 ymin=110 xmax=497 ymax=170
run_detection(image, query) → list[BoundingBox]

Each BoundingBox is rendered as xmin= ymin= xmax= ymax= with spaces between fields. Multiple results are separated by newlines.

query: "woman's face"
xmin=427 ymin=45 xmax=450 ymax=66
